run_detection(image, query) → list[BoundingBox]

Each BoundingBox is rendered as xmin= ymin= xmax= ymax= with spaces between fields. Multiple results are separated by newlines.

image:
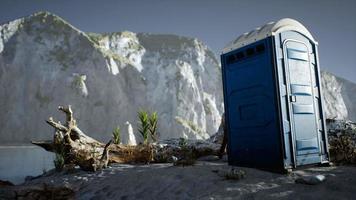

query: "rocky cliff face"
xmin=0 ymin=12 xmax=223 ymax=144
xmin=321 ymin=71 xmax=356 ymax=122
xmin=321 ymin=71 xmax=348 ymax=120
xmin=0 ymin=12 xmax=355 ymax=144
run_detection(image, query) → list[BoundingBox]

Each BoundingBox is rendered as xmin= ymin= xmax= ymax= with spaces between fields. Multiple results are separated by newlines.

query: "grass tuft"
xmin=138 ymin=109 xmax=158 ymax=144
xmin=112 ymin=126 xmax=121 ymax=145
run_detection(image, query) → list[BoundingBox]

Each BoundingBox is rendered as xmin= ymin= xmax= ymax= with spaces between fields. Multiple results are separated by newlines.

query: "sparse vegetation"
xmin=138 ymin=109 xmax=158 ymax=144
xmin=71 ymin=74 xmax=86 ymax=90
xmin=112 ymin=127 xmax=121 ymax=145
xmin=174 ymin=137 xmax=196 ymax=166
xmin=175 ymin=116 xmax=204 ymax=135
xmin=48 ymin=46 xmax=71 ymax=71
xmin=327 ymin=119 xmax=356 ymax=164
xmin=148 ymin=112 xmax=158 ymax=141
xmin=179 ymin=137 xmax=188 ymax=148
xmin=138 ymin=110 xmax=150 ymax=144
xmin=53 ymin=151 xmax=65 ymax=172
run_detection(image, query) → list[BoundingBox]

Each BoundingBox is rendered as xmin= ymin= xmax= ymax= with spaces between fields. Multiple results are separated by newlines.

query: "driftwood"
xmin=32 ymin=105 xmax=221 ymax=171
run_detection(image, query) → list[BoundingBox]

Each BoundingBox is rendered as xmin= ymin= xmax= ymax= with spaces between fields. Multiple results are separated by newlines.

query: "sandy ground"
xmin=10 ymin=161 xmax=354 ymax=200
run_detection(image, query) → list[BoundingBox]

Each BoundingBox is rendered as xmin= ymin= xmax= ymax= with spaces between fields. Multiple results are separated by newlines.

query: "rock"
xmin=295 ymin=174 xmax=326 ymax=185
xmin=1 ymin=11 xmax=356 ymax=146
xmin=171 ymin=156 xmax=178 ymax=163
xmin=0 ymin=188 xmax=16 ymax=199
xmin=197 ymin=155 xmax=220 ymax=161
xmin=0 ymin=179 xmax=14 ymax=186
xmin=25 ymin=176 xmax=35 ymax=182
xmin=221 ymin=154 xmax=228 ymax=162
xmin=121 ymin=121 xmax=137 ymax=145
xmin=327 ymin=119 xmax=356 ymax=164
xmin=321 ymin=71 xmax=348 ymax=120
xmin=70 ymin=73 xmax=88 ymax=97
xmin=321 ymin=71 xmax=356 ymax=122
xmin=5 ymin=184 xmax=75 ymax=200
xmin=208 ymin=114 xmax=225 ymax=144
xmin=214 ymin=168 xmax=246 ymax=180
xmin=0 ymin=11 xmax=224 ymax=144
xmin=173 ymin=158 xmax=196 ymax=166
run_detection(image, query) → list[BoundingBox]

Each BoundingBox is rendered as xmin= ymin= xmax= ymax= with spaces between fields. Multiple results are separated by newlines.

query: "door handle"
xmin=290 ymin=95 xmax=297 ymax=102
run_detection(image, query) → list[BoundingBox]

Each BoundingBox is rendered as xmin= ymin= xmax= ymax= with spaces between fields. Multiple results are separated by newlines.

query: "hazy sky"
xmin=0 ymin=0 xmax=355 ymax=82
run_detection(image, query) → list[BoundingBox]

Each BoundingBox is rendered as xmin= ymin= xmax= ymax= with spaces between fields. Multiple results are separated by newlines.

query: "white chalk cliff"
xmin=0 ymin=12 xmax=355 ymax=144
xmin=0 ymin=12 xmax=223 ymax=143
xmin=321 ymin=71 xmax=356 ymax=122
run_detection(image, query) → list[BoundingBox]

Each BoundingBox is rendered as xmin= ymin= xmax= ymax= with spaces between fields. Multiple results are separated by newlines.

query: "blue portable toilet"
xmin=221 ymin=18 xmax=329 ymax=171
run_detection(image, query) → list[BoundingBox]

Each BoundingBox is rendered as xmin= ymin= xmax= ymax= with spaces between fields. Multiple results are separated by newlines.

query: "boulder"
xmin=295 ymin=174 xmax=326 ymax=185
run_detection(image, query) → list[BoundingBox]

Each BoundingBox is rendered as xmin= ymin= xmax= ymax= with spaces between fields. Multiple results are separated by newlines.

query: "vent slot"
xmin=227 ymin=55 xmax=236 ymax=64
xmin=246 ymin=48 xmax=255 ymax=56
xmin=256 ymin=44 xmax=265 ymax=53
xmin=236 ymin=52 xmax=245 ymax=60
xmin=226 ymin=43 xmax=266 ymax=65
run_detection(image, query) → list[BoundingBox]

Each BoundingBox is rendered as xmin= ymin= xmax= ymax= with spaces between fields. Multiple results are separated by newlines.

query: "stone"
xmin=208 ymin=114 xmax=225 ymax=144
xmin=321 ymin=71 xmax=356 ymax=122
xmin=121 ymin=121 xmax=137 ymax=145
xmin=196 ymin=155 xmax=220 ymax=161
xmin=295 ymin=174 xmax=326 ymax=185
xmin=214 ymin=168 xmax=246 ymax=180
xmin=0 ymin=188 xmax=16 ymax=199
xmin=327 ymin=119 xmax=356 ymax=164
xmin=0 ymin=179 xmax=14 ymax=186
xmin=221 ymin=154 xmax=228 ymax=162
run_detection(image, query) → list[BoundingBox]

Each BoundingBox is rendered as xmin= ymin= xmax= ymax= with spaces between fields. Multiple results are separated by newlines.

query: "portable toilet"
xmin=221 ymin=18 xmax=329 ymax=171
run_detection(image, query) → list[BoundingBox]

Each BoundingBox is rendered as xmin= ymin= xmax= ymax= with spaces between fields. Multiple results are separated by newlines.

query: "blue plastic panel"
xmin=222 ymin=30 xmax=329 ymax=171
xmin=292 ymin=104 xmax=314 ymax=114
xmin=296 ymin=138 xmax=318 ymax=150
xmin=222 ymin=38 xmax=283 ymax=169
xmin=287 ymin=49 xmax=308 ymax=61
xmin=284 ymin=39 xmax=321 ymax=162
xmin=291 ymin=85 xmax=312 ymax=95
xmin=276 ymin=30 xmax=329 ymax=167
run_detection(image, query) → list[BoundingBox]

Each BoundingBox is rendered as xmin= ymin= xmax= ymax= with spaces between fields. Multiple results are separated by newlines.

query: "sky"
xmin=0 ymin=0 xmax=355 ymax=82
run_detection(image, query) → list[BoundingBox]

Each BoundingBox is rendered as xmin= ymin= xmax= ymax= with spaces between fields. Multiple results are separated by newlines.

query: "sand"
xmin=6 ymin=161 xmax=353 ymax=200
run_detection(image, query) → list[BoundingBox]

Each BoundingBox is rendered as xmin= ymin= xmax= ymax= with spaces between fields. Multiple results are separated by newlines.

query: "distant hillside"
xmin=0 ymin=11 xmax=355 ymax=144
xmin=0 ymin=11 xmax=223 ymax=144
xmin=321 ymin=71 xmax=356 ymax=122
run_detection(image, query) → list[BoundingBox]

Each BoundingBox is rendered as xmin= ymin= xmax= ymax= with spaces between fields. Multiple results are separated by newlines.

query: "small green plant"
xmin=53 ymin=152 xmax=65 ymax=172
xmin=112 ymin=126 xmax=121 ymax=144
xmin=148 ymin=112 xmax=158 ymax=141
xmin=174 ymin=137 xmax=196 ymax=166
xmin=179 ymin=137 xmax=188 ymax=148
xmin=138 ymin=109 xmax=158 ymax=144
xmin=138 ymin=110 xmax=150 ymax=144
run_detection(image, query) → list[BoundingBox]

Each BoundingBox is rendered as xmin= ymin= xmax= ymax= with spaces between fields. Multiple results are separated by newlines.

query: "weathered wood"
xmin=32 ymin=105 xmax=221 ymax=171
xmin=46 ymin=118 xmax=67 ymax=132
xmin=31 ymin=140 xmax=55 ymax=152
